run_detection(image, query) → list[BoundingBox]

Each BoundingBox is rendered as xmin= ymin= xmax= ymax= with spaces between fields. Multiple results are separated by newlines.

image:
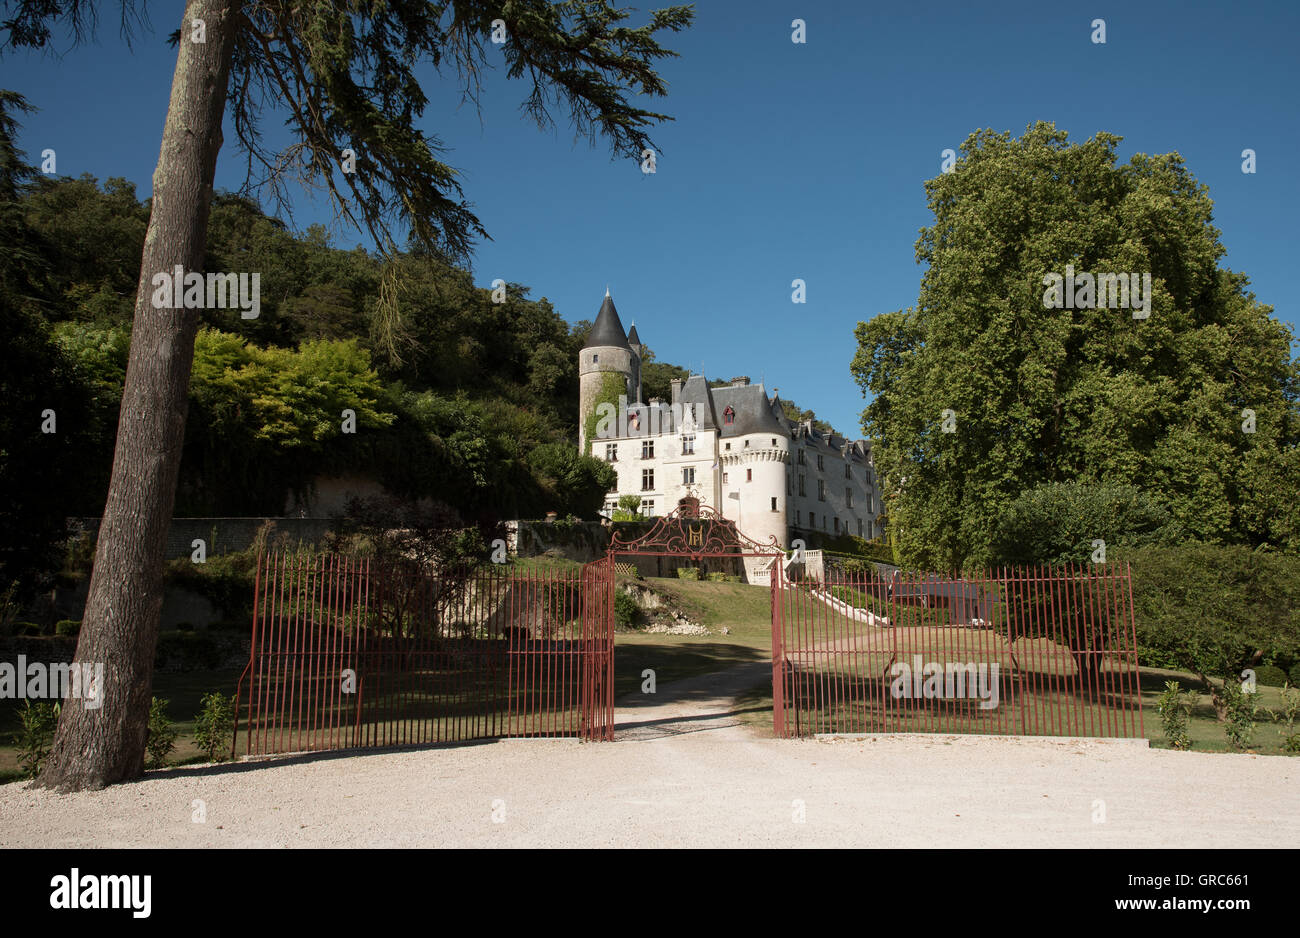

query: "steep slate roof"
xmin=711 ymin=383 xmax=786 ymax=438
xmin=626 ymin=324 xmax=640 ymax=347
xmin=583 ymin=293 xmax=630 ymax=350
xmin=675 ymin=375 xmax=719 ymax=430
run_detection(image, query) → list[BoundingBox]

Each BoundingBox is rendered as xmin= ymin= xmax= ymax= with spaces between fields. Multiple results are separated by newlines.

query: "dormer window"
xmin=592 ymin=354 xmax=598 ymax=363
xmin=723 ymin=406 xmax=735 ymax=425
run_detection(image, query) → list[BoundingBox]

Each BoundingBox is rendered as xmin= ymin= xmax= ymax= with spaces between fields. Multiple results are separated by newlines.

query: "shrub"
xmin=12 ymin=621 xmax=44 ymax=636
xmin=1270 ymin=683 xmax=1300 ymax=753
xmin=54 ymin=619 xmax=80 ymax=637
xmin=614 ymin=591 xmax=640 ymax=628
xmin=706 ymin=571 xmax=728 ymax=582
xmin=991 ymin=482 xmax=1182 ymax=566
xmin=1127 ymin=544 xmax=1300 ymax=716
xmin=1253 ymin=665 xmax=1289 ymax=687
xmin=1290 ymin=663 xmax=1300 ymax=689
xmin=1221 ymin=681 xmax=1262 ymax=750
xmin=193 ymin=692 xmax=237 ymax=762
xmin=145 ymin=697 xmax=177 ymax=769
xmin=675 ymin=567 xmax=699 ymax=580
xmin=1156 ymin=680 xmax=1195 ymax=750
xmin=13 ymin=700 xmax=59 ymax=779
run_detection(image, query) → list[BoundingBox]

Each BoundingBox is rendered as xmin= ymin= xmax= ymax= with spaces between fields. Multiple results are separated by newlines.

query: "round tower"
xmin=578 ymin=290 xmax=633 ymax=455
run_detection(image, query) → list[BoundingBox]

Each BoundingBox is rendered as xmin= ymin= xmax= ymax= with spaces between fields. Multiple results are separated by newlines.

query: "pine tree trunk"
xmin=37 ymin=0 xmax=241 ymax=791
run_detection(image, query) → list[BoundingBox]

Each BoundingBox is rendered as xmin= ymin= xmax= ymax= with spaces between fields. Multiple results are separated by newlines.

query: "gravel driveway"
xmin=2 ymin=664 xmax=1295 ymax=848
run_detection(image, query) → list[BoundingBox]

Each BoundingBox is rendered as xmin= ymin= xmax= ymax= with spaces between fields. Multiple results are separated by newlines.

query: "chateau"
xmin=578 ymin=291 xmax=881 ymax=553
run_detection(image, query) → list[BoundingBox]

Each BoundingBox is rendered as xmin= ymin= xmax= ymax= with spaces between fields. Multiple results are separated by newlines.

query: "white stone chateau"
xmin=579 ymin=291 xmax=881 ymax=551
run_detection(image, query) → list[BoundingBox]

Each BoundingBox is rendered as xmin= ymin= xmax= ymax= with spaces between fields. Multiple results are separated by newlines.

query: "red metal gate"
xmin=233 ymin=552 xmax=615 ymax=756
xmin=772 ymin=563 xmax=1144 ymax=739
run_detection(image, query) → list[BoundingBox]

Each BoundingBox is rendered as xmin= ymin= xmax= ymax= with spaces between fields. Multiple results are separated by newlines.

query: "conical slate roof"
xmin=627 ymin=324 xmax=640 ymax=347
xmin=583 ymin=292 xmax=630 ymax=350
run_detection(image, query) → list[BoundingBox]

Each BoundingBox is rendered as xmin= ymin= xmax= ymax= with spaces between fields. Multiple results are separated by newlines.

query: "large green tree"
xmin=852 ymin=122 xmax=1300 ymax=570
xmin=2 ymin=0 xmax=692 ymax=791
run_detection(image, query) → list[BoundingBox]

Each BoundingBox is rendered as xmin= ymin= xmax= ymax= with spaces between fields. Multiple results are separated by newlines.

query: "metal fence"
xmin=772 ymin=563 xmax=1144 ymax=739
xmin=233 ymin=553 xmax=615 ymax=756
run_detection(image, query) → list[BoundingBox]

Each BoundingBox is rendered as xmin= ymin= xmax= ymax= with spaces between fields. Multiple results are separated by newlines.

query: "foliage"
xmin=330 ymin=495 xmax=489 ymax=638
xmin=164 ymin=548 xmax=260 ymax=624
xmin=852 ymin=121 xmax=1300 ymax=570
xmin=612 ymin=493 xmax=644 ymax=521
xmin=1275 ymin=684 xmax=1300 ymax=753
xmin=13 ymin=700 xmax=58 ymax=778
xmin=193 ymin=692 xmax=237 ymax=763
xmin=584 ymin=371 xmax=627 ymax=450
xmin=1253 ymin=665 xmax=1289 ymax=688
xmin=1156 ymin=680 xmax=1195 ymax=750
xmin=614 ymin=590 xmax=640 ymax=628
xmin=528 ymin=443 xmax=617 ymax=519
xmin=1127 ymin=543 xmax=1300 ymax=714
xmin=990 ymin=482 xmax=1183 ymax=566
xmin=53 ymin=619 xmax=79 ymax=637
xmin=1220 ymin=680 xmax=1262 ymax=750
xmin=145 ymin=697 xmax=177 ymax=769
xmin=675 ymin=567 xmax=700 ymax=580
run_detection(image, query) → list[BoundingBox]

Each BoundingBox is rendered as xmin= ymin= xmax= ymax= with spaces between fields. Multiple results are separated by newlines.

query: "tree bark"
xmin=38 ymin=0 xmax=242 ymax=791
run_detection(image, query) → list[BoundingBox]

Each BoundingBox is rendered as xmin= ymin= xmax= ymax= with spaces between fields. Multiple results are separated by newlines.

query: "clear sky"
xmin=3 ymin=0 xmax=1296 ymax=437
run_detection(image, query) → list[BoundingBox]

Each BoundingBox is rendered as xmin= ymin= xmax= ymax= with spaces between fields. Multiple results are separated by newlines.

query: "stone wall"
xmin=70 ymin=517 xmax=334 ymax=560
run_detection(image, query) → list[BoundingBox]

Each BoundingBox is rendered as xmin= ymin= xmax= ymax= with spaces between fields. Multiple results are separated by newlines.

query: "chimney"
xmin=670 ymin=378 xmax=684 ymax=404
xmin=730 ymin=376 xmax=750 ymax=387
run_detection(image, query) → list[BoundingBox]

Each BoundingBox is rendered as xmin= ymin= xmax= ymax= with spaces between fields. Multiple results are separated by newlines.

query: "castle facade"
xmin=578 ymin=292 xmax=881 ymax=553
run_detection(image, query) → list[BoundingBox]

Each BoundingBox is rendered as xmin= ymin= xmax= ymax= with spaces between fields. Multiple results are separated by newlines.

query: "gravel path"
xmin=2 ymin=664 xmax=1296 ymax=848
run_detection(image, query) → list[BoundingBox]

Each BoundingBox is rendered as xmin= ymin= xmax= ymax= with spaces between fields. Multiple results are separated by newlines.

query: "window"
xmin=796 ymin=511 xmax=801 ymax=526
xmin=746 ymin=468 xmax=753 ymax=482
xmin=822 ymin=515 xmax=827 ymax=530
xmin=592 ymin=353 xmax=599 ymax=363
xmin=817 ymin=480 xmax=826 ymax=501
xmin=857 ymin=519 xmax=864 ymax=537
xmin=787 ymin=475 xmax=793 ymax=497
xmin=771 ymin=497 xmax=778 ymax=512
xmin=725 ymin=442 xmax=731 ymax=451
xmin=605 ymin=444 xmax=618 ymax=462
xmin=845 ymin=464 xmax=851 ymax=478
xmin=799 ymin=474 xmax=806 ymax=497
xmin=744 ymin=439 xmax=750 ymax=448
xmin=641 ymin=499 xmax=655 ymax=517
xmin=642 ymin=440 xmax=654 ymax=459
xmin=867 ymin=493 xmax=874 ymax=514
xmin=846 ymin=488 xmax=853 ymax=508
xmin=834 ymin=517 xmax=840 ymax=534
xmin=723 ymin=472 xmax=729 ymax=483
xmin=682 ymin=467 xmax=696 ymax=484
xmin=817 ymin=454 xmax=824 ymax=470
xmin=772 ymin=438 xmax=777 ymax=446
xmin=723 ymin=405 xmax=735 ymax=425
xmin=681 ymin=434 xmax=695 ymax=455
xmin=798 ymin=449 xmax=806 ymax=465
xmin=642 ymin=468 xmax=654 ymax=491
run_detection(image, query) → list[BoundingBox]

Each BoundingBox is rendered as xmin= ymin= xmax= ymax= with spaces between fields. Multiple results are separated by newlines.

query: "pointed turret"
xmin=583 ymin=291 xmax=630 ymax=350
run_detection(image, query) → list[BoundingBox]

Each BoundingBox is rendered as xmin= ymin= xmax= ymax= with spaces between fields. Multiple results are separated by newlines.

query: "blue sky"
xmin=3 ymin=0 xmax=1296 ymax=436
